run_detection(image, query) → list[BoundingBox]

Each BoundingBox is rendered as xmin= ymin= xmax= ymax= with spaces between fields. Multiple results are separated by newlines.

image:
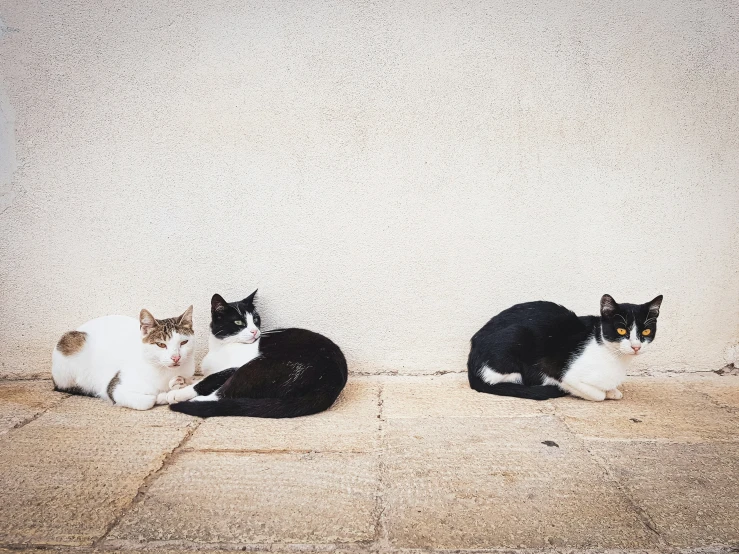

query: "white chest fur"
xmin=560 ymin=336 xmax=631 ymax=399
xmin=201 ymin=336 xmax=261 ymax=376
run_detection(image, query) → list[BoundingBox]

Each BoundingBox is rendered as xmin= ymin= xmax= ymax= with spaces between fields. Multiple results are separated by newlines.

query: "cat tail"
xmin=469 ymin=376 xmax=568 ymax=401
xmin=168 ymin=385 xmax=342 ymax=419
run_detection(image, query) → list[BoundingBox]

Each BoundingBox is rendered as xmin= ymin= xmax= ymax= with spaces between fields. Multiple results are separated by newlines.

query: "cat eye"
xmin=180 ymin=340 xmax=189 ymax=345
xmin=156 ymin=342 xmax=167 ymax=349
xmin=642 ymin=329 xmax=651 ymax=336
xmin=235 ymin=320 xmax=245 ymax=326
xmin=616 ymin=328 xmax=627 ymax=336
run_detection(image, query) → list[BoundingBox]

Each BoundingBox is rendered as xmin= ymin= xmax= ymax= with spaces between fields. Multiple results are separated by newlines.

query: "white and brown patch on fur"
xmin=56 ymin=331 xmax=87 ymax=356
xmin=140 ymin=306 xmax=194 ymax=344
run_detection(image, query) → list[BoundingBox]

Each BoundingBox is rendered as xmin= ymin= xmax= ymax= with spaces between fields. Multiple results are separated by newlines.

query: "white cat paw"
xmin=169 ymin=376 xmax=187 ymax=390
xmin=166 ymin=390 xmax=180 ymax=404
xmin=606 ymin=388 xmax=623 ymax=400
xmin=155 ymin=392 xmax=170 ymax=405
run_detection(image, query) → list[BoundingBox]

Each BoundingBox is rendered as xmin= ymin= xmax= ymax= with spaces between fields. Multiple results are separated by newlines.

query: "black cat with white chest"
xmin=468 ymin=294 xmax=663 ymax=401
xmin=162 ymin=290 xmax=348 ymax=418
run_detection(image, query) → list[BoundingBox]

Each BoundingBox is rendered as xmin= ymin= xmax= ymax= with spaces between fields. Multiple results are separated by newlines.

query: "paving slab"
xmin=0 ymin=396 xmax=195 ymax=546
xmin=107 ymin=451 xmax=378 ymax=545
xmin=0 ymin=380 xmax=66 ymax=435
xmin=186 ymin=378 xmax=381 ymax=453
xmin=589 ymin=440 xmax=739 ymax=548
xmin=382 ymin=373 xmax=553 ymax=418
xmin=383 ymin=415 xmax=655 ymax=549
xmin=554 ymin=377 xmax=739 ymax=442
xmin=690 ymin=376 xmax=739 ymax=411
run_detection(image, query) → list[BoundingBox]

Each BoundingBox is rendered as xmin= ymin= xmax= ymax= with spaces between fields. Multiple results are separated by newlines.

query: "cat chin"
xmin=213 ymin=333 xmax=260 ymax=345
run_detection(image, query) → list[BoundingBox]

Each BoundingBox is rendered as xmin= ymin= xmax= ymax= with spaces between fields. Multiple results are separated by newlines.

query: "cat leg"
xmin=168 ymin=376 xmax=197 ymax=390
xmin=111 ymin=387 xmax=157 ymax=410
xmin=159 ymin=368 xmax=238 ymax=405
xmin=559 ymin=380 xmax=607 ymax=402
xmin=157 ymin=384 xmax=198 ymax=405
xmin=605 ymin=388 xmax=623 ymax=400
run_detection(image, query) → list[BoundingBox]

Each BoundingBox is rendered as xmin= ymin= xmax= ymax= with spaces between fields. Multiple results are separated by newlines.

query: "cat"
xmin=160 ymin=291 xmax=348 ymax=418
xmin=51 ymin=306 xmax=195 ymax=410
xmin=467 ymin=294 xmax=663 ymax=401
xmin=200 ymin=290 xmax=261 ymax=376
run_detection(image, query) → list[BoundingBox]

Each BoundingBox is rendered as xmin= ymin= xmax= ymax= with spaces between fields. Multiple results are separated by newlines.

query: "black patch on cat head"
xmin=600 ymin=294 xmax=663 ymax=344
xmin=210 ymin=290 xmax=261 ymax=339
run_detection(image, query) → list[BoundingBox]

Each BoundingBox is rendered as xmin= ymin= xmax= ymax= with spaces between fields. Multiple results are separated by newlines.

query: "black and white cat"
xmin=161 ymin=291 xmax=348 ymax=418
xmin=467 ymin=294 xmax=663 ymax=401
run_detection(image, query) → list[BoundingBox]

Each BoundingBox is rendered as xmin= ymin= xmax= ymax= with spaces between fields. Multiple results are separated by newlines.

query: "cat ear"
xmin=647 ymin=295 xmax=663 ymax=318
xmin=140 ymin=309 xmax=157 ymax=335
xmin=600 ymin=294 xmax=618 ymax=318
xmin=241 ymin=289 xmax=258 ymax=307
xmin=211 ymin=294 xmax=228 ymax=315
xmin=178 ymin=305 xmax=194 ymax=327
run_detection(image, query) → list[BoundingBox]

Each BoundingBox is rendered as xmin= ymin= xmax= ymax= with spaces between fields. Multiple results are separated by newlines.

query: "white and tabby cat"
xmin=51 ymin=306 xmax=195 ymax=410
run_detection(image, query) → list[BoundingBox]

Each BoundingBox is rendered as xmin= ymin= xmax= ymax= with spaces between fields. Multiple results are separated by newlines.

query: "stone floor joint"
xmin=551 ymin=404 xmax=667 ymax=548
xmin=92 ymin=417 xmax=204 ymax=548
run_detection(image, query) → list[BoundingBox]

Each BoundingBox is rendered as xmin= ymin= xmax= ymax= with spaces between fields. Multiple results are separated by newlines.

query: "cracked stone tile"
xmin=555 ymin=377 xmax=739 ymax=441
xmin=383 ymin=415 xmax=655 ymax=549
xmin=0 ymin=380 xmax=65 ymax=435
xmin=0 ymin=397 xmax=194 ymax=546
xmin=588 ymin=440 xmax=739 ymax=547
xmin=107 ymin=451 xmax=378 ymax=545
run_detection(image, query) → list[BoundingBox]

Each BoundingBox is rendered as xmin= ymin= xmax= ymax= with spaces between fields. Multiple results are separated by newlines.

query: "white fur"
xmin=51 ymin=315 xmax=195 ymax=410
xmin=201 ymin=330 xmax=261 ymax=376
xmin=479 ymin=365 xmax=523 ymax=385
xmin=192 ymin=390 xmax=219 ymax=402
xmin=558 ymin=328 xmax=634 ymax=402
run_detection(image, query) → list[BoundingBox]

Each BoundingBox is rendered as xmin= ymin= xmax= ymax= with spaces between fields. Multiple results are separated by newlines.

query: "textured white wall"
xmin=0 ymin=1 xmax=737 ymax=378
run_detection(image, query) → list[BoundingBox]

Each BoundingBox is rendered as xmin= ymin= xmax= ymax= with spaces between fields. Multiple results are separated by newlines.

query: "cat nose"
xmin=251 ymin=329 xmax=258 ymax=336
xmin=631 ymin=345 xmax=641 ymax=353
xmin=171 ymin=354 xmax=181 ymax=363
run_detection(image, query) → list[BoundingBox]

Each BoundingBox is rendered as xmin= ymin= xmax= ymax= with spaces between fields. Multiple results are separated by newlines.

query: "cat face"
xmin=210 ymin=290 xmax=261 ymax=344
xmin=139 ymin=306 xmax=195 ymax=368
xmin=600 ymin=294 xmax=663 ymax=356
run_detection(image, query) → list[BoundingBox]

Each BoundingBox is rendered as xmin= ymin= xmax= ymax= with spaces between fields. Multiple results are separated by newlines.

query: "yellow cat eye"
xmin=235 ymin=321 xmax=245 ymax=326
xmin=617 ymin=328 xmax=627 ymax=336
xmin=180 ymin=340 xmax=189 ymax=345
xmin=642 ymin=329 xmax=651 ymax=336
xmin=156 ymin=342 xmax=166 ymax=349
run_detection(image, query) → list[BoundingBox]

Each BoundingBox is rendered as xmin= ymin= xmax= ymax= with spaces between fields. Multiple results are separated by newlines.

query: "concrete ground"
xmin=0 ymin=373 xmax=738 ymax=554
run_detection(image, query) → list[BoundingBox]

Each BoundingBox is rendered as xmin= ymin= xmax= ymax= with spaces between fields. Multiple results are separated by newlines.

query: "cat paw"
xmin=155 ymin=392 xmax=170 ymax=405
xmin=169 ymin=376 xmax=187 ymax=390
xmin=606 ymin=388 xmax=623 ymax=400
xmin=166 ymin=389 xmax=181 ymax=404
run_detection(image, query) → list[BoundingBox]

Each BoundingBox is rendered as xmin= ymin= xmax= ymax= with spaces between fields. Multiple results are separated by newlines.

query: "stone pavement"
xmin=0 ymin=373 xmax=737 ymax=553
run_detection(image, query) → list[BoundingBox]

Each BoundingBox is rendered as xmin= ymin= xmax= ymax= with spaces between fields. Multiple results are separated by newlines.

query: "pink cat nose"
xmin=251 ymin=330 xmax=258 ymax=336
xmin=631 ymin=345 xmax=641 ymax=353
xmin=171 ymin=354 xmax=181 ymax=363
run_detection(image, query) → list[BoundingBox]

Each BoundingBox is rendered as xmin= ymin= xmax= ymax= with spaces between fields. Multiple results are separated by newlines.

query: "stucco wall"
xmin=0 ymin=1 xmax=737 ymax=378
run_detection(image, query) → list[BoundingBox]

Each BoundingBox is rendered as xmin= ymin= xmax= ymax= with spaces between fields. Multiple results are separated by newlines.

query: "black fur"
xmin=469 ymin=381 xmax=568 ymax=400
xmin=53 ymin=383 xmax=95 ymax=397
xmin=210 ymin=290 xmax=260 ymax=339
xmin=170 ymin=291 xmax=347 ymax=419
xmin=468 ymin=294 xmax=663 ymax=400
xmin=193 ymin=368 xmax=238 ymax=396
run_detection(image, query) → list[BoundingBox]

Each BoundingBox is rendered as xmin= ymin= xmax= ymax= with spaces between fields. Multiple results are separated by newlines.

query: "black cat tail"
xmin=169 ymin=386 xmax=342 ymax=419
xmin=472 ymin=381 xmax=568 ymax=400
xmin=468 ymin=370 xmax=568 ymax=401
